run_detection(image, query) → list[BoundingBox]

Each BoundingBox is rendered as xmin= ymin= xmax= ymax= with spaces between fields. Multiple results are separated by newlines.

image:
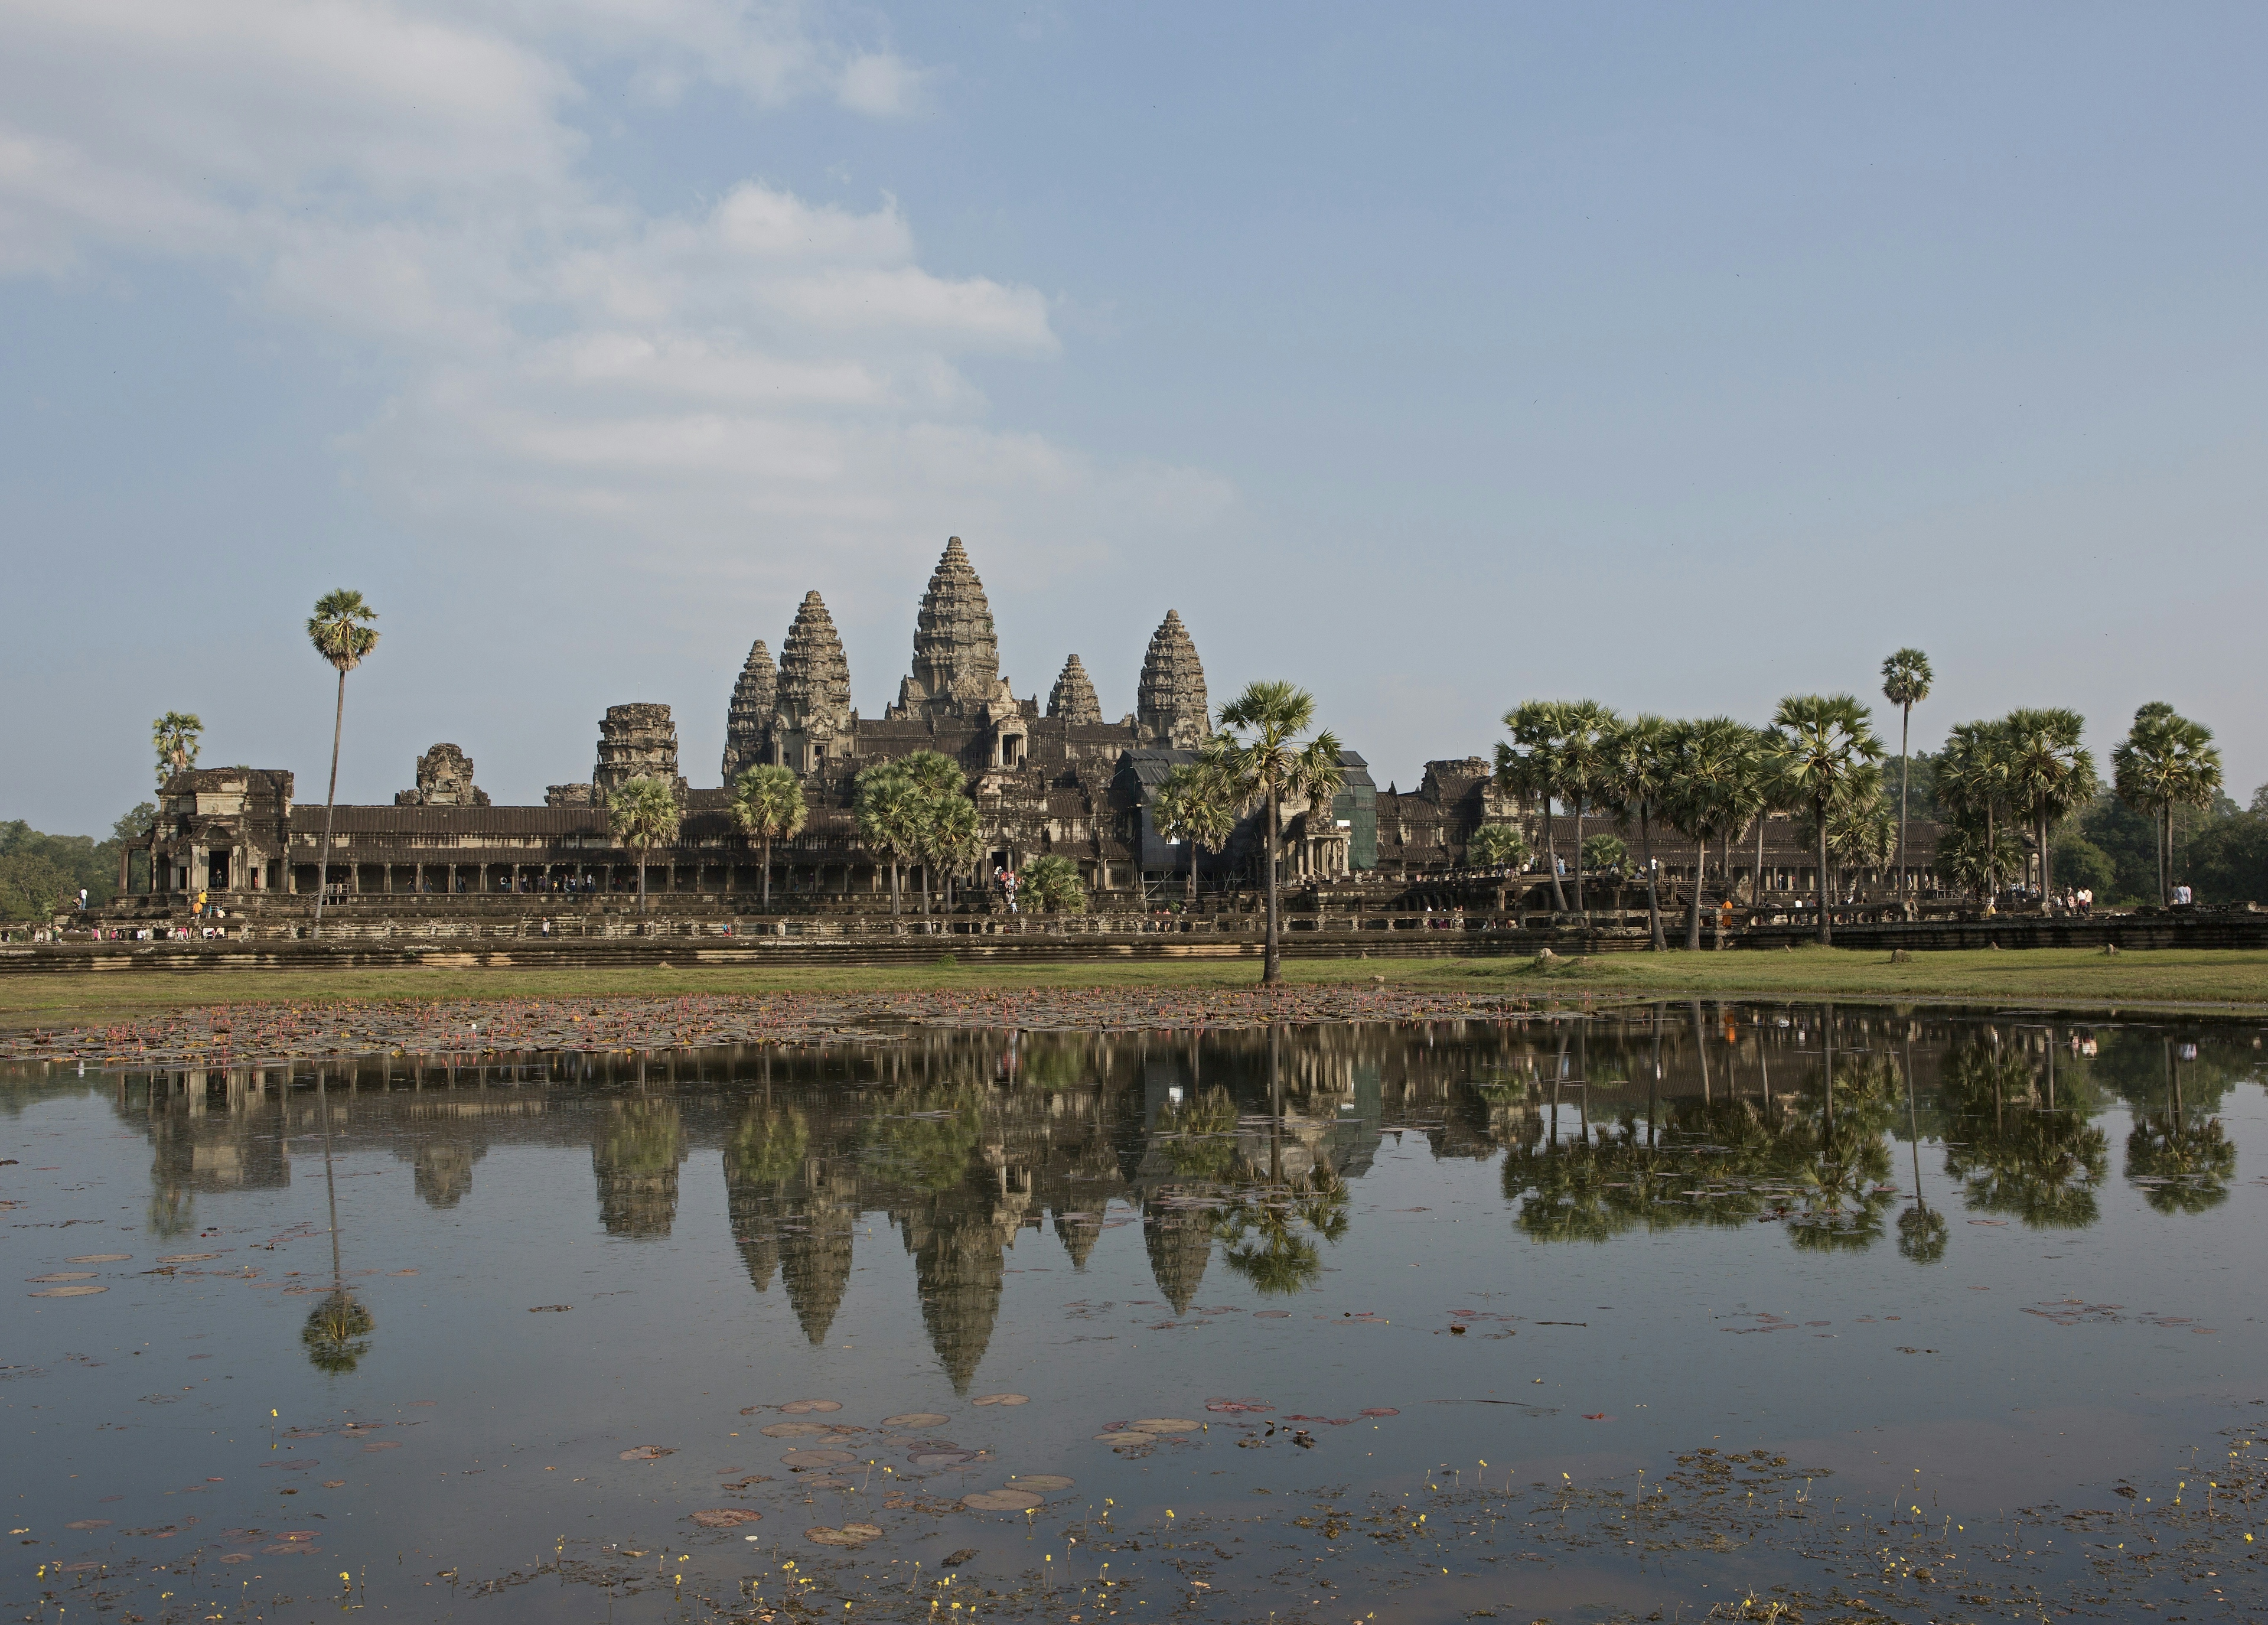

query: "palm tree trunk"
xmin=637 ymin=845 xmax=648 ymax=913
xmin=2038 ymin=805 xmax=2051 ymax=904
xmin=761 ymin=835 xmax=773 ymax=908
xmin=1685 ymin=839 xmax=1704 ymax=950
xmin=889 ymin=859 xmax=901 ymax=918
xmin=1571 ymin=794 xmax=1585 ymax=919
xmin=1643 ymin=807 xmax=1664 ymax=951
xmin=312 ymin=666 xmax=347 ymax=940
xmin=1816 ymin=798 xmax=1833 ymax=945
xmin=1896 ymin=703 xmax=1911 ymax=901
xmin=1544 ymin=796 xmax=1566 ymax=912
xmin=1754 ymin=813 xmax=1766 ymax=907
xmin=1263 ymin=783 xmax=1282 ymax=985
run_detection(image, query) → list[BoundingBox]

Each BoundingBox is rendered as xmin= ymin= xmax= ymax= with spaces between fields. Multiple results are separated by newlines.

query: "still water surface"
xmin=7 ymin=1006 xmax=2266 ymax=1622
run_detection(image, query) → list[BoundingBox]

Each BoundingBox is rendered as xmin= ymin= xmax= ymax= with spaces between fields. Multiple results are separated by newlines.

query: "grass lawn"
xmin=4 ymin=945 xmax=2267 ymax=1033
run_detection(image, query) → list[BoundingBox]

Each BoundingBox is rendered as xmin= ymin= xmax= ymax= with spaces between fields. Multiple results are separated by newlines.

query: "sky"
xmin=5 ymin=2 xmax=2265 ymax=835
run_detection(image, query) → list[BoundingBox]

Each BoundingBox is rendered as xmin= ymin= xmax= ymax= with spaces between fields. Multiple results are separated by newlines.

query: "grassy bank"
xmin=5 ymin=945 xmax=2268 ymax=1034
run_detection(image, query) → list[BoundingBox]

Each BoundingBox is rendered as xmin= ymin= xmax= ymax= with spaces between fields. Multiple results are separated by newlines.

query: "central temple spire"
xmin=896 ymin=536 xmax=1002 ymax=719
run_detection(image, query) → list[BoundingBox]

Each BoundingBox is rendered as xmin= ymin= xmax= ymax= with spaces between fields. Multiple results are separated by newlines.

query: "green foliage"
xmin=606 ymin=776 xmax=682 ymax=910
xmin=2111 ymin=702 xmax=2223 ymax=904
xmin=724 ymin=1105 xmax=809 ymax=1189
xmin=1580 ymin=832 xmax=1628 ymax=877
xmin=857 ymin=753 xmax=979 ymax=913
xmin=730 ymin=766 xmax=807 ymax=843
xmin=0 ymin=812 xmax=145 ymax=921
xmin=1467 ymin=822 xmax=1530 ymax=870
xmin=2049 ymin=830 xmax=2117 ymax=898
xmin=1019 ymin=854 xmax=1086 ymax=913
xmin=2184 ymin=809 xmax=2268 ymax=904
xmin=1214 ymin=680 xmax=1343 ymax=980
xmin=307 ymin=589 xmax=380 ymax=672
xmin=152 ymin=712 xmax=202 ymax=787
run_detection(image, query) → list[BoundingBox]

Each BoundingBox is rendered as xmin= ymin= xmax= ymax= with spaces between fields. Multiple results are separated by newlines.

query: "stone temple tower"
xmin=1046 ymin=654 xmax=1103 ymax=725
xmin=890 ymin=538 xmax=1006 ymax=721
xmin=721 ymin=639 xmax=776 ymax=783
xmin=1135 ymin=610 xmax=1210 ymax=748
xmin=773 ymin=592 xmax=853 ymax=772
xmin=592 ymin=704 xmax=686 ymax=796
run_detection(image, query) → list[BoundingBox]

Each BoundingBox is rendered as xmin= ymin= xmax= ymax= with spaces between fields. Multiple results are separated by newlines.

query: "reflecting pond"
xmin=8 ymin=1005 xmax=2267 ymax=1623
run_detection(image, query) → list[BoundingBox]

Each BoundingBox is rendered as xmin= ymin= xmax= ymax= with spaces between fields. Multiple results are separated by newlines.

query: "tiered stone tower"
xmin=891 ymin=538 xmax=1004 ymax=720
xmin=1136 ymin=610 xmax=1210 ymax=748
xmin=720 ymin=639 xmax=777 ymax=782
xmin=773 ymin=592 xmax=854 ymax=771
xmin=1046 ymin=654 xmax=1103 ymax=725
xmin=592 ymin=704 xmax=686 ymax=797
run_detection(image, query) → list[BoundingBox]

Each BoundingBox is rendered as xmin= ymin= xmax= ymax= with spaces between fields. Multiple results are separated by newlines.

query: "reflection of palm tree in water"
xmin=1896 ymin=1033 xmax=1947 ymax=1264
xmin=302 ymin=1069 xmax=374 ymax=1373
xmin=1939 ymin=1037 xmax=2107 ymax=1229
xmin=2126 ymin=1039 xmax=2237 ymax=1215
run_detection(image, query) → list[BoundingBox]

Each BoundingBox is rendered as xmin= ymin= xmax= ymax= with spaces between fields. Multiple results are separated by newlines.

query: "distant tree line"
xmin=0 ymin=805 xmax=155 ymax=922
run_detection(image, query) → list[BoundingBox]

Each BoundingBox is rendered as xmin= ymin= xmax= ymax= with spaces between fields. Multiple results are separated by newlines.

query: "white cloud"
xmin=0 ymin=0 xmax=1228 ymax=609
xmin=836 ymin=51 xmax=928 ymax=118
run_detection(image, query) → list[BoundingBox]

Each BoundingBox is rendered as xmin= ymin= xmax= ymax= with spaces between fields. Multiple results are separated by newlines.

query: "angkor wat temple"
xmin=112 ymin=536 xmax=1940 ymax=919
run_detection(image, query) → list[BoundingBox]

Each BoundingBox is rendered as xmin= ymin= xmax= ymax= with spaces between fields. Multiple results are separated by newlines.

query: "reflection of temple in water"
xmin=97 ymin=1007 xmax=2214 ymax=1388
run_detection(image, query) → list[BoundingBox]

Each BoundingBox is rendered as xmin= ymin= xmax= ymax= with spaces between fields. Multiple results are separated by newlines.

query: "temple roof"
xmin=905 ymin=537 xmax=1001 ymax=711
xmin=1047 ymin=653 xmax=1102 ymax=725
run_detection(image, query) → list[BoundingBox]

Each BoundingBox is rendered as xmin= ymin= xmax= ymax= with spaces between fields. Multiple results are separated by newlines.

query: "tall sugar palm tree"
xmin=151 ymin=711 xmax=203 ymax=789
xmin=607 ymin=776 xmax=681 ymax=914
xmin=1215 ymin=681 xmax=1342 ymax=986
xmin=1558 ymin=700 xmax=1618 ymax=920
xmin=1595 ymin=712 xmax=1673 ymax=950
xmin=1718 ymin=726 xmax=1775 ymax=910
xmin=854 ymin=762 xmax=920 ymax=918
xmin=1768 ymin=693 xmax=1885 ymax=945
xmin=1879 ymin=649 xmax=1933 ymax=900
xmin=1153 ymin=755 xmax=1236 ymax=903
xmin=2002 ymin=707 xmax=2097 ymax=904
xmin=729 ymin=764 xmax=807 ymax=908
xmin=1660 ymin=717 xmax=1754 ymax=949
xmin=305 ymin=590 xmax=380 ymax=940
xmin=2111 ymin=704 xmax=2223 ymax=906
xmin=1497 ymin=701 xmax=1577 ymax=912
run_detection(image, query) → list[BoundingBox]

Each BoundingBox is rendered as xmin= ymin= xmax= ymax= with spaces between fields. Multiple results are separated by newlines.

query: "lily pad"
xmin=31 ymin=1285 xmax=107 ymax=1297
xmin=29 ymin=1272 xmax=97 ymax=1282
xmin=962 ymin=1489 xmax=1045 ymax=1512
xmin=1128 ymin=1418 xmax=1199 ymax=1434
xmin=779 ymin=1399 xmax=843 ymax=1414
xmin=689 ymin=1509 xmax=763 ymax=1529
xmin=908 ymin=1450 xmax=975 ymax=1467
xmin=1006 ymin=1474 xmax=1074 ymax=1491
xmin=1358 ymin=1407 xmax=1399 ymax=1418
xmin=67 ymin=1255 xmax=132 ymax=1263
xmin=760 ymin=1422 xmax=832 ymax=1438
xmin=805 ymin=1522 xmax=882 ymax=1547
xmin=157 ymin=1253 xmax=220 ymax=1263
xmin=620 ymin=1445 xmax=676 ymax=1461
xmin=970 ymin=1393 xmax=1028 ymax=1406
xmin=780 ymin=1448 xmax=855 ymax=1468
xmin=882 ymin=1412 xmax=951 ymax=1428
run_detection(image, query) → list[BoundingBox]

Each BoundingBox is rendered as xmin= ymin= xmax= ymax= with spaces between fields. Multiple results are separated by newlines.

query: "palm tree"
xmin=305 ymin=590 xmax=379 ymax=940
xmin=1467 ymin=822 xmax=1530 ymax=872
xmin=607 ymin=776 xmax=681 ymax=913
xmin=1018 ymin=854 xmax=1086 ymax=913
xmin=2002 ymin=708 xmax=2097 ymax=905
xmin=854 ymin=763 xmax=920 ymax=918
xmin=1879 ymin=649 xmax=1933 ymax=900
xmin=1497 ymin=702 xmax=1578 ymax=911
xmin=1937 ymin=719 xmax=2016 ymax=906
xmin=899 ymin=751 xmax=976 ymax=915
xmin=1559 ymin=701 xmax=1618 ymax=919
xmin=1718 ymin=727 xmax=1775 ymax=911
xmin=1152 ymin=756 xmax=1236 ymax=903
xmin=151 ymin=711 xmax=203 ymax=789
xmin=1214 ymin=681 xmax=1343 ymax=986
xmin=1768 ymin=693 xmax=1885 ymax=945
xmin=1659 ymin=717 xmax=1754 ymax=949
xmin=1595 ymin=712 xmax=1673 ymax=950
xmin=2111 ymin=704 xmax=2223 ymax=906
xmin=729 ymin=764 xmax=807 ymax=909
